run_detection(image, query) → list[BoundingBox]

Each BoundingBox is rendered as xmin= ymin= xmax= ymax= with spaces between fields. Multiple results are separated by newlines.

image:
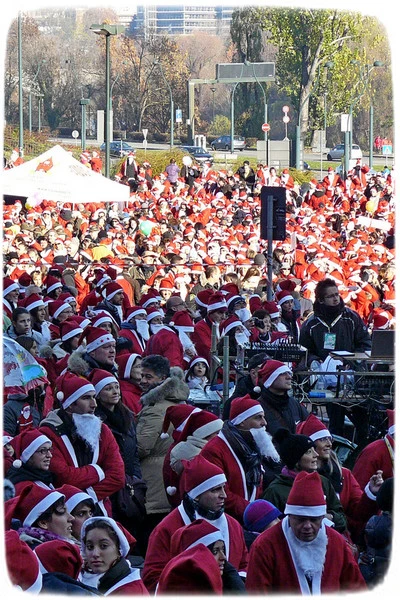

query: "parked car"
xmin=180 ymin=145 xmax=214 ymax=164
xmin=210 ymin=135 xmax=246 ymax=151
xmin=327 ymin=143 xmax=362 ymax=161
xmin=100 ymin=141 xmax=135 ymax=157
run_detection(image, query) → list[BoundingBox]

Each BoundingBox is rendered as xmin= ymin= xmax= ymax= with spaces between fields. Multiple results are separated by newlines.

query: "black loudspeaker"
xmin=260 ymin=186 xmax=287 ymax=241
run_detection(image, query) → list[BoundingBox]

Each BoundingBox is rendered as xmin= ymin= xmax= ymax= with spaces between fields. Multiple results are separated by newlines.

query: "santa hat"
xmin=69 ymin=314 xmax=91 ymax=330
xmin=387 ymin=409 xmax=395 ymax=436
xmin=3 ymin=431 xmax=13 ymax=446
xmin=48 ymin=299 xmax=71 ymax=320
xmin=171 ymin=519 xmax=223 ymax=555
xmin=188 ymin=356 xmax=209 ymax=371
xmin=273 ymin=428 xmax=315 ymax=469
xmin=229 ymin=394 xmax=263 ymax=425
xmin=89 ymin=368 xmax=119 ymax=396
xmin=243 ymin=499 xmax=282 ymax=533
xmin=219 ymin=314 xmax=242 ymax=337
xmin=139 ymin=292 xmax=160 ymax=308
xmin=275 ymin=289 xmax=294 ymax=305
xmin=80 ymin=326 xmax=115 ymax=353
xmin=159 ymin=279 xmax=175 ymax=291
xmin=18 ymin=272 xmax=33 ymax=288
xmin=5 ymin=529 xmax=42 ymax=592
xmin=263 ymin=301 xmax=280 ymax=319
xmin=157 ymin=545 xmax=223 ymax=594
xmin=296 ymin=413 xmax=331 ymax=442
xmin=160 ymin=404 xmax=200 ymax=440
xmin=60 ymin=319 xmax=83 ymax=342
xmin=3 ymin=277 xmax=19 ymax=297
xmin=5 ymin=482 xmax=65 ymax=528
xmin=94 ymin=272 xmax=112 ymax=289
xmin=81 ymin=516 xmax=134 ymax=558
xmin=58 ymin=291 xmax=76 ymax=305
xmin=91 ymin=310 xmax=118 ymax=329
xmin=225 ymin=293 xmax=245 ymax=311
xmin=170 ymin=310 xmax=195 ymax=332
xmin=35 ymin=539 xmax=83 ymax=579
xmin=276 ymin=279 xmax=297 ymax=293
xmin=146 ymin=306 xmax=165 ymax=322
xmin=178 ymin=410 xmax=223 ymax=443
xmin=249 ymin=295 xmax=263 ymax=313
xmin=57 ymin=484 xmax=95 ymax=514
xmin=284 ymin=471 xmax=326 ymax=517
xmin=55 ymin=372 xmax=95 ymax=410
xmin=103 ymin=281 xmax=123 ymax=301
xmin=20 ymin=293 xmax=45 ymax=312
xmin=180 ymin=455 xmax=226 ymax=499
xmin=195 ymin=289 xmax=214 ymax=308
xmin=257 ymin=360 xmax=292 ymax=391
xmin=10 ymin=429 xmax=52 ymax=468
xmin=45 ymin=275 xmax=63 ymax=294
xmin=125 ymin=306 xmax=147 ymax=321
xmin=115 ymin=353 xmax=141 ymax=380
xmin=207 ymin=291 xmax=228 ymax=313
xmin=220 ymin=282 xmax=240 ymax=296
xmin=373 ymin=310 xmax=392 ymax=330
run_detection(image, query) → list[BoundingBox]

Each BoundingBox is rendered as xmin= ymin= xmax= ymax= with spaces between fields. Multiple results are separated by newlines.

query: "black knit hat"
xmin=272 ymin=428 xmax=315 ymax=469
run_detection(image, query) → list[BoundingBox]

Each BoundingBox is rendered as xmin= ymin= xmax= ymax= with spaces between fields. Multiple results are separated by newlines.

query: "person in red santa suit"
xmin=296 ymin=413 xmax=384 ymax=543
xmin=279 ymin=168 xmax=295 ymax=190
xmin=142 ymin=454 xmax=248 ymax=593
xmin=3 ymin=276 xmax=20 ymax=320
xmin=246 ymin=471 xmax=367 ymax=594
xmin=114 ymin=353 xmax=143 ymax=414
xmin=352 ymin=409 xmax=395 ymax=490
xmin=89 ymin=150 xmax=103 ymax=174
xmin=115 ymin=150 xmax=139 ymax=189
xmin=192 ymin=291 xmax=228 ymax=363
xmin=39 ymin=372 xmax=125 ymax=517
xmin=322 ymin=166 xmax=341 ymax=199
xmin=200 ymin=396 xmax=281 ymax=524
xmin=118 ymin=306 xmax=149 ymax=355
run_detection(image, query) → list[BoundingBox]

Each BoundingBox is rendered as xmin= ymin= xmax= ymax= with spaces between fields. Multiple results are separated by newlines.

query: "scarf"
xmin=6 ymin=464 xmax=54 ymax=487
xmin=182 ymin=492 xmax=225 ymax=521
xmin=314 ymin=298 xmax=345 ymax=324
xmin=97 ymin=557 xmax=131 ymax=594
xmin=18 ymin=526 xmax=68 ymax=546
xmin=97 ymin=402 xmax=131 ymax=436
xmin=223 ymin=421 xmax=262 ymax=495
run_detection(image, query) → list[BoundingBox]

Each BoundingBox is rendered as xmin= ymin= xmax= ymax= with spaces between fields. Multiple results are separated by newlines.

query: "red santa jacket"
xmin=200 ymin=430 xmax=263 ymax=524
xmin=39 ymin=410 xmax=125 ymax=508
xmin=352 ymin=434 xmax=394 ymax=490
xmin=246 ymin=518 xmax=366 ymax=593
xmin=143 ymin=327 xmax=184 ymax=369
xmin=192 ymin=317 xmax=213 ymax=362
xmin=118 ymin=327 xmax=146 ymax=355
xmin=338 ymin=466 xmax=379 ymax=540
xmin=100 ymin=569 xmax=149 ymax=595
xmin=142 ymin=503 xmax=248 ymax=592
xmin=119 ymin=379 xmax=142 ymax=415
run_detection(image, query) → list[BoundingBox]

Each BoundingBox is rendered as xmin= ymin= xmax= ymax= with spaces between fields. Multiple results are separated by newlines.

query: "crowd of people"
xmin=2 ymin=145 xmax=395 ymax=594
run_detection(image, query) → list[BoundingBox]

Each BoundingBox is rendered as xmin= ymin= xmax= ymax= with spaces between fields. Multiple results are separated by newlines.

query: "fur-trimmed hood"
xmin=140 ymin=366 xmax=190 ymax=407
xmin=67 ymin=348 xmax=118 ymax=377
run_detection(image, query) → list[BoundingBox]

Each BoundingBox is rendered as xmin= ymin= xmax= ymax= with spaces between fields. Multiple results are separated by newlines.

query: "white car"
xmin=327 ymin=144 xmax=362 ymax=161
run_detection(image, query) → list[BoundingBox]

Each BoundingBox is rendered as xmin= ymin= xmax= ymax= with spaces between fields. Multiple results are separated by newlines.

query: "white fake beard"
xmin=136 ymin=319 xmax=150 ymax=341
xmin=286 ymin=521 xmax=328 ymax=579
xmin=177 ymin=330 xmax=194 ymax=351
xmin=150 ymin=323 xmax=164 ymax=335
xmin=276 ymin=322 xmax=288 ymax=332
xmin=250 ymin=428 xmax=281 ymax=462
xmin=235 ymin=333 xmax=250 ymax=347
xmin=235 ymin=308 xmax=252 ymax=323
xmin=72 ymin=413 xmax=102 ymax=451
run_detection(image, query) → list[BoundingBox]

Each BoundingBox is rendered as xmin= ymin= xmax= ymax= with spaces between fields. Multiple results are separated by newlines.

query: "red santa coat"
xmin=119 ymin=379 xmax=142 ymax=414
xmin=117 ymin=328 xmax=146 ymax=355
xmin=102 ymin=570 xmax=149 ymax=595
xmin=339 ymin=466 xmax=378 ymax=540
xmin=192 ymin=318 xmax=213 ymax=362
xmin=79 ymin=289 xmax=102 ymax=315
xmin=143 ymin=327 xmax=184 ymax=368
xmin=39 ymin=415 xmax=125 ymax=507
xmin=352 ymin=434 xmax=394 ymax=490
xmin=246 ymin=518 xmax=366 ymax=593
xmin=142 ymin=503 xmax=248 ymax=592
xmin=200 ymin=431 xmax=262 ymax=524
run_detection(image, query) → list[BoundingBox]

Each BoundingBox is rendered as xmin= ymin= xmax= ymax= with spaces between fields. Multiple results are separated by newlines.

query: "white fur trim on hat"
xmin=94 ymin=376 xmax=118 ymax=396
xmin=173 ymin=325 xmax=195 ymax=333
xmin=20 ymin=435 xmax=52 ymax=463
xmin=263 ymin=365 xmax=292 ymax=389
xmin=26 ymin=298 xmax=45 ymax=312
xmin=61 ymin=326 xmax=83 ymax=342
xmin=207 ymin=300 xmax=228 ymax=313
xmin=53 ymin=303 xmax=71 ymax=320
xmin=3 ymin=281 xmax=20 ymax=296
xmin=222 ymin=319 xmax=242 ymax=336
xmin=187 ymin=531 xmax=223 ymax=551
xmin=81 ymin=516 xmax=130 ymax=557
xmin=47 ymin=281 xmax=63 ymax=294
xmin=194 ymin=419 xmax=223 ymax=440
xmin=231 ymin=405 xmax=263 ymax=426
xmin=187 ymin=473 xmax=227 ymax=500
xmin=284 ymin=503 xmax=327 ymax=517
xmin=105 ymin=287 xmax=123 ymax=301
xmin=276 ymin=293 xmax=293 ymax=306
xmin=65 ymin=491 xmax=94 ymax=514
xmin=86 ymin=333 xmax=115 ymax=353
xmin=309 ymin=429 xmax=332 ymax=442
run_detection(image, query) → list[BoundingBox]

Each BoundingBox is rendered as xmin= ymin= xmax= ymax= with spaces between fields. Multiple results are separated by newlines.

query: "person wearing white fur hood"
xmin=135 ymin=354 xmax=190 ymax=551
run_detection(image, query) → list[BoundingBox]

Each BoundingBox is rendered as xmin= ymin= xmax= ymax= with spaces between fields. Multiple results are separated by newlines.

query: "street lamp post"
xmin=29 ymin=60 xmax=45 ymax=133
xmin=245 ymin=60 xmax=268 ymax=165
xmin=230 ymin=63 xmax=245 ymax=154
xmin=80 ymin=99 xmax=90 ymax=150
xmin=344 ymin=60 xmax=384 ymax=177
xmin=18 ymin=13 xmax=23 ymax=156
xmin=154 ymin=60 xmax=174 ymax=150
xmin=90 ymin=23 xmax=124 ymax=179
xmin=295 ymin=61 xmax=333 ymax=170
xmin=211 ymin=87 xmax=216 ymax=123
xmin=37 ymin=94 xmax=44 ymax=132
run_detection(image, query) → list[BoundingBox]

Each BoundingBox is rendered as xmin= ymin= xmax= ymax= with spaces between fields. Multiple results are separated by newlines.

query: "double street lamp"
xmin=343 ymin=60 xmax=384 ymax=176
xmin=90 ymin=23 xmax=124 ymax=178
xmin=29 ymin=59 xmax=45 ymax=133
xmin=154 ymin=60 xmax=174 ymax=150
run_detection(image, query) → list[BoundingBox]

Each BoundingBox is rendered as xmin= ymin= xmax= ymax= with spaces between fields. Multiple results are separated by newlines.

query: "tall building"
xmin=132 ymin=5 xmax=233 ymax=37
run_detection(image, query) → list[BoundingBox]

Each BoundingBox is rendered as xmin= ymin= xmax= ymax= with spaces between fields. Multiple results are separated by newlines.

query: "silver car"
xmin=210 ymin=135 xmax=246 ymax=151
xmin=327 ymin=143 xmax=362 ymax=161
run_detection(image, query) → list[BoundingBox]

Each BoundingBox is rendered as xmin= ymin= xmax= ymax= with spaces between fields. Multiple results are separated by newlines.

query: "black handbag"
xmin=116 ymin=475 xmax=147 ymax=521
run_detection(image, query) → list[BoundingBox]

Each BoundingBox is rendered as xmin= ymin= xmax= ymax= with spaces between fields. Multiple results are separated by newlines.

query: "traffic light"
xmin=260 ymin=186 xmax=286 ymax=241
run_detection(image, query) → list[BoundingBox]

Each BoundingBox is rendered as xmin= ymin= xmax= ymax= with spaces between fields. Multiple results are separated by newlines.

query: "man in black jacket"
xmin=299 ymin=278 xmax=371 ymax=440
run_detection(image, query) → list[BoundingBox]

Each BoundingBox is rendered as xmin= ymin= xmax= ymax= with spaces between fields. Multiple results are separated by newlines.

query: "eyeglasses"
xmin=324 ymin=292 xmax=340 ymax=300
xmin=35 ymin=447 xmax=52 ymax=456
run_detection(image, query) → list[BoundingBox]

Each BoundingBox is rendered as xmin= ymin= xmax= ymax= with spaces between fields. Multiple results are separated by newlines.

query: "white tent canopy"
xmin=2 ymin=144 xmax=130 ymax=204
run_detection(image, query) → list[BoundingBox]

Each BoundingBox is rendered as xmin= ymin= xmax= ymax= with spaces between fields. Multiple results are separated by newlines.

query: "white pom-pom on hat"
xmin=166 ymin=486 xmax=177 ymax=495
xmin=160 ymin=432 xmax=169 ymax=439
xmin=56 ymin=391 xmax=64 ymax=401
xmin=253 ymin=386 xmax=261 ymax=394
xmin=12 ymin=459 xmax=22 ymax=469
